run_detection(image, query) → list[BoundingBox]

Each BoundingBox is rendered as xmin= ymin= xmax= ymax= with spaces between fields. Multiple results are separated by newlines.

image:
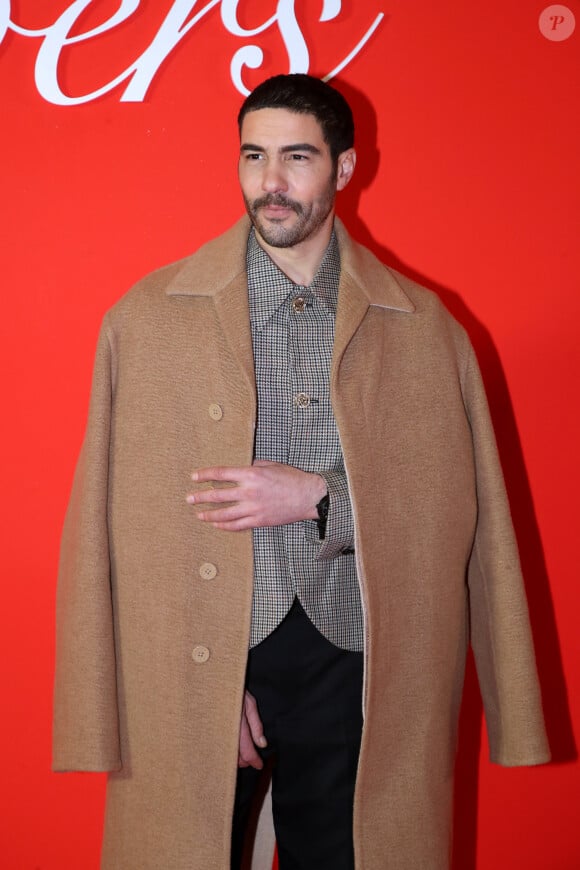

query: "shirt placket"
xmin=288 ymin=289 xmax=319 ymax=471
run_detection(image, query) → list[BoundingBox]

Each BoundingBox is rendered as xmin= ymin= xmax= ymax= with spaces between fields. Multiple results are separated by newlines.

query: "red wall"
xmin=1 ymin=2 xmax=578 ymax=867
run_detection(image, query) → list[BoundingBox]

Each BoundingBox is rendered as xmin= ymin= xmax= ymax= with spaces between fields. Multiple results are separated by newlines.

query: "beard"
xmin=243 ymin=179 xmax=336 ymax=249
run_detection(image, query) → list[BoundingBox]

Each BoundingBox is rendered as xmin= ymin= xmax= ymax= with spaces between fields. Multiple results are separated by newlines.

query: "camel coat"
xmin=53 ymin=217 xmax=549 ymax=869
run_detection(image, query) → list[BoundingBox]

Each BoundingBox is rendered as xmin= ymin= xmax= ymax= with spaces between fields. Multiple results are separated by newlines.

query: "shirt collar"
xmin=246 ymin=227 xmax=340 ymax=332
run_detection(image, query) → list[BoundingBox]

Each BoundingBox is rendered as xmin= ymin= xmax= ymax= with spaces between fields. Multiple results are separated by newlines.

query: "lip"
xmin=261 ymin=204 xmax=293 ymax=218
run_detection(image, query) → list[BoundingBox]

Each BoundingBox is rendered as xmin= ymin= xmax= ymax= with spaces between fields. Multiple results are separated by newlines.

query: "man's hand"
xmin=186 ymin=461 xmax=327 ymax=531
xmin=238 ymin=690 xmax=267 ymax=769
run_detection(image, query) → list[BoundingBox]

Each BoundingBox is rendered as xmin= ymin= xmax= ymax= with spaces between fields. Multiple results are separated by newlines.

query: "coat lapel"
xmin=212 ymin=275 xmax=256 ymax=399
xmin=332 ymin=219 xmax=415 ymax=379
xmin=165 ymin=218 xmax=256 ymax=399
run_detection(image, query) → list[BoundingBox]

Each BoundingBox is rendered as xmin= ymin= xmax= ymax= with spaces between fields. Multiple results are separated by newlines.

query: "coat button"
xmin=208 ymin=403 xmax=223 ymax=421
xmin=292 ymin=296 xmax=306 ymax=313
xmin=199 ymin=562 xmax=217 ymax=580
xmin=294 ymin=392 xmax=311 ymax=409
xmin=191 ymin=645 xmax=210 ymax=663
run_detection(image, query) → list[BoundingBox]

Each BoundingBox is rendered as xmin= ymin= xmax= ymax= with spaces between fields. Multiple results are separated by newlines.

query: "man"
xmin=53 ymin=75 xmax=549 ymax=870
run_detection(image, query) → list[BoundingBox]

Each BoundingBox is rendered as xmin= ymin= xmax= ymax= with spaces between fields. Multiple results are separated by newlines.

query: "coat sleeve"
xmin=52 ymin=314 xmax=122 ymax=772
xmin=463 ymin=343 xmax=550 ymax=766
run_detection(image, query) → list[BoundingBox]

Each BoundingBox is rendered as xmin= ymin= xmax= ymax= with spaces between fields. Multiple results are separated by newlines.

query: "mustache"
xmin=251 ymin=194 xmax=303 ymax=215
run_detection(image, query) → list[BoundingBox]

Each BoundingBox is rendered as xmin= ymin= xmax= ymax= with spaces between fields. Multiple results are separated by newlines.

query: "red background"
xmin=1 ymin=2 xmax=578 ymax=867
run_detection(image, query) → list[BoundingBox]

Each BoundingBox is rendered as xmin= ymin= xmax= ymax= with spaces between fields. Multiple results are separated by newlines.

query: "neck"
xmin=254 ymin=217 xmax=334 ymax=286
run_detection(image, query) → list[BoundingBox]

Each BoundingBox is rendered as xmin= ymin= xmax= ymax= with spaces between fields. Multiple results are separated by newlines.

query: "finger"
xmin=238 ymin=753 xmax=262 ymax=769
xmin=244 ymin=693 xmax=267 ymax=749
xmin=238 ymin=749 xmax=263 ymax=769
xmin=195 ymin=505 xmax=253 ymax=523
xmin=209 ymin=518 xmax=258 ymax=531
xmin=186 ymin=488 xmax=241 ymax=506
xmin=192 ymin=466 xmax=247 ymax=483
xmin=238 ymin=715 xmax=264 ymax=770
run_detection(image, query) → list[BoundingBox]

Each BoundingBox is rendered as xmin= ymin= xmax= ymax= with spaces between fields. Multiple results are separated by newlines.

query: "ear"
xmin=336 ymin=148 xmax=356 ymax=191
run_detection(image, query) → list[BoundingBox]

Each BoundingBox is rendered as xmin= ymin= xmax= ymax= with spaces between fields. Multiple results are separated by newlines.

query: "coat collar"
xmin=165 ymin=216 xmax=415 ymax=394
xmin=165 ymin=216 xmax=415 ymax=315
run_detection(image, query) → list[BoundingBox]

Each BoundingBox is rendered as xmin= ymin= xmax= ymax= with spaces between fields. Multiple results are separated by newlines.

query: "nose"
xmin=262 ymin=159 xmax=287 ymax=193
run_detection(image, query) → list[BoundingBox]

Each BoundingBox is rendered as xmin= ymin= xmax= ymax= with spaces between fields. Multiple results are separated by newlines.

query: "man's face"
xmin=238 ymin=108 xmax=341 ymax=250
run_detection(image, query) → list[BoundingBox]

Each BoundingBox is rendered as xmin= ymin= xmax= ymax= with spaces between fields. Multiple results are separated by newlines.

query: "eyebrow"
xmin=240 ymin=142 xmax=322 ymax=155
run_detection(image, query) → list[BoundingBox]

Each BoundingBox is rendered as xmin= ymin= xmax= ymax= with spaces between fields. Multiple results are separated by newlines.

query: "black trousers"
xmin=231 ymin=600 xmax=364 ymax=870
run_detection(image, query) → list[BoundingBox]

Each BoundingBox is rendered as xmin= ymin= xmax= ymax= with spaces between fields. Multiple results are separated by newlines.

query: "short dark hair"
xmin=237 ymin=74 xmax=354 ymax=162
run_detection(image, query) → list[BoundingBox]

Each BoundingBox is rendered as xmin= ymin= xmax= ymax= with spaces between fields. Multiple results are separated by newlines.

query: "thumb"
xmin=244 ymin=691 xmax=267 ymax=748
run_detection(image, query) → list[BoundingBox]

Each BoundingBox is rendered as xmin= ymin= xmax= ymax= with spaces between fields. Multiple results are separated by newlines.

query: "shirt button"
xmin=294 ymin=392 xmax=311 ymax=409
xmin=292 ymin=296 xmax=306 ymax=313
xmin=191 ymin=645 xmax=210 ymax=664
xmin=199 ymin=562 xmax=217 ymax=581
xmin=208 ymin=403 xmax=223 ymax=421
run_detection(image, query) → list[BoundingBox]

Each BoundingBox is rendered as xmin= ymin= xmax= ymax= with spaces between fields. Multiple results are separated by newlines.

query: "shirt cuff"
xmin=304 ymin=470 xmax=355 ymax=560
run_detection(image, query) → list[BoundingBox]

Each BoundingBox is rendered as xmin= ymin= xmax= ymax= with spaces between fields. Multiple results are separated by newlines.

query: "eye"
xmin=242 ymin=152 xmax=263 ymax=161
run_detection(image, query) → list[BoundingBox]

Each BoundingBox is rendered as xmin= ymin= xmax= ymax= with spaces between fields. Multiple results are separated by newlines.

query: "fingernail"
xmin=257 ymin=737 xmax=267 ymax=748
xmin=186 ymin=495 xmax=195 ymax=504
xmin=191 ymin=471 xmax=198 ymax=481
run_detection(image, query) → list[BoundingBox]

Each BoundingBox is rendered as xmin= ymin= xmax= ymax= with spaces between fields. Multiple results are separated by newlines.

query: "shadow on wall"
xmin=332 ymin=78 xmax=576 ymax=870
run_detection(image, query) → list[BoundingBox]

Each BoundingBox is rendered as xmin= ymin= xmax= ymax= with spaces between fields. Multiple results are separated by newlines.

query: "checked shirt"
xmin=247 ymin=227 xmax=364 ymax=652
